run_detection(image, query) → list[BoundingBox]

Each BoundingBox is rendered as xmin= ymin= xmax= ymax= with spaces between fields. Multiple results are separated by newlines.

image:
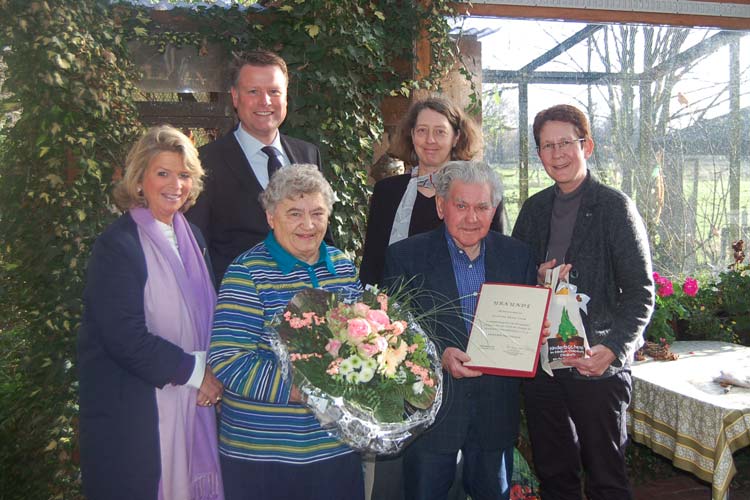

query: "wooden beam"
xmin=452 ymin=2 xmax=750 ymax=30
xmin=484 ymin=69 xmax=648 ymax=84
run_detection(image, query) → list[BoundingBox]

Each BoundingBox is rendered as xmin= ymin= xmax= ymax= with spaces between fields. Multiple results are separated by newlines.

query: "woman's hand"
xmin=563 ymin=345 xmax=616 ymax=377
xmin=538 ymin=259 xmax=572 ymax=286
xmin=197 ymin=367 xmax=223 ymax=407
xmin=288 ymin=385 xmax=304 ymax=404
xmin=441 ymin=347 xmax=483 ymax=379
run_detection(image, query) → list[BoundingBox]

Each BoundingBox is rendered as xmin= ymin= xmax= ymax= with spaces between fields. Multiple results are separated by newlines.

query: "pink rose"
xmin=353 ymin=302 xmax=371 ymax=317
xmin=683 ymin=277 xmax=698 ymax=297
xmin=358 ymin=343 xmax=379 ymax=358
xmin=347 ymin=318 xmax=371 ymax=342
xmin=325 ymin=339 xmax=342 ymax=357
xmin=366 ymin=309 xmax=391 ymax=331
xmin=389 ymin=320 xmax=407 ymax=336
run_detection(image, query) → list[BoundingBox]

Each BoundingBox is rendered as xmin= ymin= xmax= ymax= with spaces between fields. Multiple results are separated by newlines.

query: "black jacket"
xmin=512 ymin=173 xmax=655 ymax=376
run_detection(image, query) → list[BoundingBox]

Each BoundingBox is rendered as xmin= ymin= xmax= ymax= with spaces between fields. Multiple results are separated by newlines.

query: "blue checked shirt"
xmin=444 ymin=228 xmax=486 ymax=335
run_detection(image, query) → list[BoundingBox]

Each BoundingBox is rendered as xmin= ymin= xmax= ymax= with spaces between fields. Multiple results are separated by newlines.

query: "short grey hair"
xmin=434 ymin=160 xmax=504 ymax=207
xmin=260 ymin=164 xmax=335 ymax=213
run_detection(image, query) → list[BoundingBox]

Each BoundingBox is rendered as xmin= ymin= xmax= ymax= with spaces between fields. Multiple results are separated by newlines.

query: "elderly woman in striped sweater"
xmin=208 ymin=164 xmax=364 ymax=500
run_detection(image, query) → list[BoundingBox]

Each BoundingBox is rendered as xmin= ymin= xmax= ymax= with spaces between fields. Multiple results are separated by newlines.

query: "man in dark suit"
xmin=186 ymin=50 xmax=322 ymax=282
xmin=384 ymin=161 xmax=540 ymax=500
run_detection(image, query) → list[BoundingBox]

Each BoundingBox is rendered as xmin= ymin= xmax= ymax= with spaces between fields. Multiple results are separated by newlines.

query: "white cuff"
xmin=186 ymin=351 xmax=207 ymax=390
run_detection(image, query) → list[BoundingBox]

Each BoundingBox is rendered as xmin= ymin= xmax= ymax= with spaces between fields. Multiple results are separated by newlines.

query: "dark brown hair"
xmin=532 ymin=104 xmax=591 ymax=148
xmin=390 ymin=96 xmax=482 ymax=167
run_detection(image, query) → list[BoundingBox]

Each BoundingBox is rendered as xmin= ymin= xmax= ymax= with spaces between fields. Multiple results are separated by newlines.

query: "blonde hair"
xmin=113 ymin=125 xmax=204 ymax=212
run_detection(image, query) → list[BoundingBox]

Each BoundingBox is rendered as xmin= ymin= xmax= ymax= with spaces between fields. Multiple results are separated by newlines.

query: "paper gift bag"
xmin=540 ymin=266 xmax=590 ymax=375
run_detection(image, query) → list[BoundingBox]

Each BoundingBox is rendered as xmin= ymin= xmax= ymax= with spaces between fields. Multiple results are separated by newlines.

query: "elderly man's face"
xmin=266 ymin=192 xmax=329 ymax=264
xmin=436 ymin=180 xmax=496 ymax=259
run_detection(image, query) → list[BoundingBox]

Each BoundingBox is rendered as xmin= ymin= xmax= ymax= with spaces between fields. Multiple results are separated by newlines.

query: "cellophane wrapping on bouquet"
xmin=268 ymin=287 xmax=443 ymax=455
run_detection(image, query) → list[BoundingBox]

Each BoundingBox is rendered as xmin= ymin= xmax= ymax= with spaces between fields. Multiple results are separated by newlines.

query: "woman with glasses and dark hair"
xmin=512 ymin=104 xmax=655 ymax=500
xmin=359 ymin=96 xmax=504 ymax=288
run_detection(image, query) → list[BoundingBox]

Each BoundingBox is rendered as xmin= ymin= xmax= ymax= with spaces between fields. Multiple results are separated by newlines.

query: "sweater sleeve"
xmin=208 ymin=261 xmax=291 ymax=404
xmin=599 ymin=196 xmax=655 ymax=366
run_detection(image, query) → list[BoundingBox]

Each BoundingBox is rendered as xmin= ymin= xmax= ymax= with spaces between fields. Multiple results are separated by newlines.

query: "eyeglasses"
xmin=537 ymin=138 xmax=585 ymax=154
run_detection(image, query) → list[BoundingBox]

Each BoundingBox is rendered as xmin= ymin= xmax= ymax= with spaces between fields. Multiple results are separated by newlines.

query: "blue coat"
xmin=383 ymin=227 xmax=537 ymax=452
xmin=77 ymin=212 xmax=210 ymax=500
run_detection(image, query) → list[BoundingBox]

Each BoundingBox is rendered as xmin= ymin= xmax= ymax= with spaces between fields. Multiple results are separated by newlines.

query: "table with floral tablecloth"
xmin=628 ymin=341 xmax=750 ymax=500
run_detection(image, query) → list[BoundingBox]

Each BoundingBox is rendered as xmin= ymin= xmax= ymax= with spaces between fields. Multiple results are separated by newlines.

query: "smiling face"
xmin=231 ymin=64 xmax=288 ymax=145
xmin=537 ymin=120 xmax=594 ymax=194
xmin=140 ymin=151 xmax=193 ymax=225
xmin=436 ymin=180 xmax=497 ymax=260
xmin=411 ymin=108 xmax=459 ymax=173
xmin=266 ymin=191 xmax=329 ymax=264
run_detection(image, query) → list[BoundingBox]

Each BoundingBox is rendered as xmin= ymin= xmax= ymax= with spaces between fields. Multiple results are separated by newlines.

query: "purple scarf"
xmin=130 ymin=207 xmax=223 ymax=500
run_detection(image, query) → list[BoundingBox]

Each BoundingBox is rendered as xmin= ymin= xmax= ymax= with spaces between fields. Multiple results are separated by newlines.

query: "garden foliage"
xmin=0 ymin=1 xmax=459 ymax=497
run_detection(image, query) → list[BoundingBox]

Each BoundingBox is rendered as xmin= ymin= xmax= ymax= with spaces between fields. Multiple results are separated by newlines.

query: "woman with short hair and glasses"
xmin=512 ymin=104 xmax=655 ymax=500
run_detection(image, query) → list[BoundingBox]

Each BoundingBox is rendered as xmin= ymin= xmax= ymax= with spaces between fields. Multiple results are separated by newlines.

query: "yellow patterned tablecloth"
xmin=628 ymin=341 xmax=750 ymax=500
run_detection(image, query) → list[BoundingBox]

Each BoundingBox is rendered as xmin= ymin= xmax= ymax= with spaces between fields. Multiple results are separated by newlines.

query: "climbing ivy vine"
xmin=0 ymin=1 xmax=460 ymax=497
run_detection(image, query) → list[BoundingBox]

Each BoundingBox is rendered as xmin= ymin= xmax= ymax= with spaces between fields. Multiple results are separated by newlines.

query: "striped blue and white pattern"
xmin=208 ymin=233 xmax=362 ymax=464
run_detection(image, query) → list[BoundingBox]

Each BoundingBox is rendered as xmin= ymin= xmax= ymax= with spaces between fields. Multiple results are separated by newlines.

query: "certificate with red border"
xmin=464 ymin=283 xmax=551 ymax=377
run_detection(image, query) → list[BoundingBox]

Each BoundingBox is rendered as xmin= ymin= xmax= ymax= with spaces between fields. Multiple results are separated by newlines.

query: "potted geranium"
xmin=644 ymin=273 xmax=698 ymax=359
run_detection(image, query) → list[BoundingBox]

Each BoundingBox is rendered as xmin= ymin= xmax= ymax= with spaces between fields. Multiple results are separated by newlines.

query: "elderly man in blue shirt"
xmin=383 ymin=160 xmax=541 ymax=500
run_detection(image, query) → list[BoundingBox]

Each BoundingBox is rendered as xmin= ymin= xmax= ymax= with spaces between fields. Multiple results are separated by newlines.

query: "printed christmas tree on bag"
xmin=557 ymin=308 xmax=578 ymax=342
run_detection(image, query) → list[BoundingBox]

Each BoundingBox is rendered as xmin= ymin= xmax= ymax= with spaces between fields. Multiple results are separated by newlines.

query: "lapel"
xmin=565 ymin=174 xmax=599 ymax=262
xmin=425 ymin=228 xmax=459 ymax=301
xmin=484 ymin=233 xmax=508 ymax=283
xmin=221 ymin=131 xmax=264 ymax=194
xmin=279 ymin=134 xmax=301 ymax=163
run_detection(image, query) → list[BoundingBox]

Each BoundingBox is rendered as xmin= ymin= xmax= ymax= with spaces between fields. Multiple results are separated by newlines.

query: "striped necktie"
xmin=261 ymin=146 xmax=283 ymax=180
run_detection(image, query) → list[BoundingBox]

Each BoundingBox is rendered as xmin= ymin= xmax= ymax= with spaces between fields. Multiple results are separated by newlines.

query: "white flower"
xmin=358 ymin=366 xmax=375 ymax=383
xmin=412 ymin=381 xmax=424 ymax=395
xmin=339 ymin=357 xmax=354 ymax=375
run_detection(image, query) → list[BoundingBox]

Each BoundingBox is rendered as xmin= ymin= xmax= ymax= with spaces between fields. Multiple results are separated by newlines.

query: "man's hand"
xmin=197 ymin=367 xmax=223 ymax=406
xmin=563 ymin=344 xmax=616 ymax=377
xmin=538 ymin=259 xmax=572 ymax=286
xmin=441 ymin=347 xmax=483 ymax=379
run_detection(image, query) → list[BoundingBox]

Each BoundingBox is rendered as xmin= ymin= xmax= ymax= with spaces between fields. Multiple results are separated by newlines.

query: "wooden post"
xmin=519 ymin=83 xmax=529 ymax=204
xmin=728 ymin=38 xmax=741 ymax=244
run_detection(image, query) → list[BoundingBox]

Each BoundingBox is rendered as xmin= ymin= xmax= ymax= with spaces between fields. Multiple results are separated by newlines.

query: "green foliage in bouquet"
xmin=274 ymin=288 xmax=438 ymax=423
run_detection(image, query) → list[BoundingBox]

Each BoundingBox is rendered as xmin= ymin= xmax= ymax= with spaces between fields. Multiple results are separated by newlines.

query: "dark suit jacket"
xmin=383 ymin=228 xmax=536 ymax=452
xmin=186 ymin=129 xmax=322 ymax=282
xmin=77 ymin=212 xmax=211 ymax=500
xmin=360 ymin=173 xmax=505 ymax=287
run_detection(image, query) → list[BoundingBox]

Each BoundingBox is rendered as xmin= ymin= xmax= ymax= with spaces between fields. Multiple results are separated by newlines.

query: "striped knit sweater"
xmin=208 ymin=232 xmax=362 ymax=464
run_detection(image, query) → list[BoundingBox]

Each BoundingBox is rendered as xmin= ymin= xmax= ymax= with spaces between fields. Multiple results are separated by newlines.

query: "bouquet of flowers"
xmin=268 ymin=287 xmax=442 ymax=455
